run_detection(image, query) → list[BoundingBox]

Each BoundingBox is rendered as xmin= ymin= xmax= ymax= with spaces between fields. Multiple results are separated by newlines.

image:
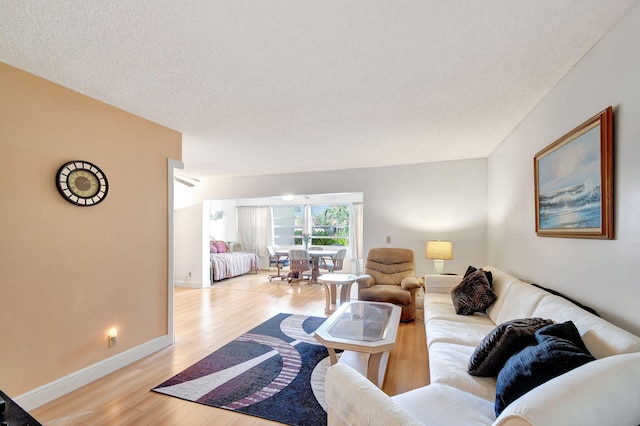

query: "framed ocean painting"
xmin=534 ymin=106 xmax=614 ymax=239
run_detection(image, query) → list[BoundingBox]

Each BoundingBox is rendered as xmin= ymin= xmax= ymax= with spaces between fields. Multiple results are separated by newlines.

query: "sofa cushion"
xmin=428 ymin=342 xmax=497 ymax=402
xmin=482 ymin=266 xmax=519 ymax=294
xmin=393 ymin=383 xmax=496 ymax=426
xmin=425 ymin=274 xmax=464 ymax=294
xmin=451 ymin=269 xmax=497 ymax=315
xmin=468 ymin=317 xmax=555 ymax=377
xmin=481 ymin=267 xmax=519 ymax=319
xmin=494 ymin=352 xmax=640 ymax=426
xmin=494 ymin=321 xmax=595 ymax=416
xmin=530 ymin=283 xmax=598 ymax=316
xmin=424 ymin=303 xmax=493 ymax=325
xmin=532 ymin=294 xmax=640 ymax=359
xmin=423 ymin=292 xmax=454 ymax=306
xmin=488 ymin=281 xmax=546 ymax=325
xmin=426 ymin=318 xmax=495 ymax=348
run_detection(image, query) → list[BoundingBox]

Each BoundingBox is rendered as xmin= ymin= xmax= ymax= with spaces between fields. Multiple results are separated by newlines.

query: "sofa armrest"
xmin=495 ymin=352 xmax=640 ymax=426
xmin=356 ymin=274 xmax=375 ymax=289
xmin=325 ymin=364 xmax=422 ymax=426
xmin=424 ymin=274 xmax=461 ymax=294
xmin=401 ymin=276 xmax=419 ymax=290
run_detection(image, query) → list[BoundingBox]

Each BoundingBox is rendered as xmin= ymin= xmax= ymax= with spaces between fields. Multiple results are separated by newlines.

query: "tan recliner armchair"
xmin=357 ymin=248 xmax=420 ymax=322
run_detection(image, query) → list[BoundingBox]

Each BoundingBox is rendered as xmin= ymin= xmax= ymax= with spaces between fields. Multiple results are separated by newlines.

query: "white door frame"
xmin=167 ymin=158 xmax=184 ymax=343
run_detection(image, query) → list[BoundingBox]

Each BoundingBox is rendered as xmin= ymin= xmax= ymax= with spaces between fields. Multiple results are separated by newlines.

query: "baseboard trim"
xmin=175 ymin=280 xmax=205 ymax=288
xmin=15 ymin=335 xmax=171 ymax=411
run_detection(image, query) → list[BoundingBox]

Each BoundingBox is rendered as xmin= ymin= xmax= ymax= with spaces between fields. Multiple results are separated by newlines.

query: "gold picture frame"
xmin=534 ymin=106 xmax=614 ymax=239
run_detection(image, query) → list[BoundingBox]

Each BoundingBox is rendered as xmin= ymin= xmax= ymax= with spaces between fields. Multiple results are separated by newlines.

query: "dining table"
xmin=275 ymin=248 xmax=338 ymax=283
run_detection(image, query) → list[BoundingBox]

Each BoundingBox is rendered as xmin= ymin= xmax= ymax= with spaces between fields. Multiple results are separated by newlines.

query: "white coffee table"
xmin=318 ymin=273 xmax=358 ymax=314
xmin=314 ymin=301 xmax=401 ymax=387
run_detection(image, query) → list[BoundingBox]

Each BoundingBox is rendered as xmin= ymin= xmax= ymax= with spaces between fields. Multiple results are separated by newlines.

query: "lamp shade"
xmin=426 ymin=240 xmax=453 ymax=260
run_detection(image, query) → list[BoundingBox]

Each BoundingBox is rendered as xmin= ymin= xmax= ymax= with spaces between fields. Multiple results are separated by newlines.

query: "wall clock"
xmin=56 ymin=160 xmax=109 ymax=206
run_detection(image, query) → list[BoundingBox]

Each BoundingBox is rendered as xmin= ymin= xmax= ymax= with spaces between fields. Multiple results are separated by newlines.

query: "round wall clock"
xmin=56 ymin=160 xmax=109 ymax=206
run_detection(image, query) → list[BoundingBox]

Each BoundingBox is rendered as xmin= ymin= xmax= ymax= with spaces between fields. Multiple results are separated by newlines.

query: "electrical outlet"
xmin=386 ymin=236 xmax=391 ymax=243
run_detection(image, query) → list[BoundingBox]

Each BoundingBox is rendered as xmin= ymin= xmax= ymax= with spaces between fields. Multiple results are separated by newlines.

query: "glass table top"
xmin=325 ymin=302 xmax=394 ymax=342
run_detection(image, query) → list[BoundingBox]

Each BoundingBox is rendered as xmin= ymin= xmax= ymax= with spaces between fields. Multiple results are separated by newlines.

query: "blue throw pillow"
xmin=494 ymin=321 xmax=595 ymax=416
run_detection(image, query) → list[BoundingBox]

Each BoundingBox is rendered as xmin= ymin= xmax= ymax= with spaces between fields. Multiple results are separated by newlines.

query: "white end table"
xmin=318 ymin=273 xmax=358 ymax=314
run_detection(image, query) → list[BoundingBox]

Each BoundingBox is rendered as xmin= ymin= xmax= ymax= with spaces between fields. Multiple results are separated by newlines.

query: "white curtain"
xmin=349 ymin=202 xmax=364 ymax=274
xmin=237 ymin=206 xmax=273 ymax=258
xmin=303 ymin=204 xmax=312 ymax=235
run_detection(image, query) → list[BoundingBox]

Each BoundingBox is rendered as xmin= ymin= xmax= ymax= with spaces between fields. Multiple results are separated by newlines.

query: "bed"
xmin=210 ymin=241 xmax=260 ymax=281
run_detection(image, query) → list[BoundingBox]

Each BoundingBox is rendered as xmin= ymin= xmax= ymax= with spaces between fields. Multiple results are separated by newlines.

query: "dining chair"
xmin=267 ymin=246 xmax=289 ymax=281
xmin=288 ymin=249 xmax=312 ymax=284
xmin=320 ymin=248 xmax=347 ymax=273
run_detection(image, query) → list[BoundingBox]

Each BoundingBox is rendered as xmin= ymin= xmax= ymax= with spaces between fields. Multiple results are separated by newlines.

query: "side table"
xmin=318 ymin=273 xmax=358 ymax=314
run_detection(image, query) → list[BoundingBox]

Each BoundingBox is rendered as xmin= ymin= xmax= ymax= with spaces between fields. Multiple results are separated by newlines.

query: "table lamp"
xmin=426 ymin=240 xmax=453 ymax=274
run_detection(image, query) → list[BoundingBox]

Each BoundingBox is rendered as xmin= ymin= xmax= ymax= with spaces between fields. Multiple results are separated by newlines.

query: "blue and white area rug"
xmin=152 ymin=313 xmax=334 ymax=425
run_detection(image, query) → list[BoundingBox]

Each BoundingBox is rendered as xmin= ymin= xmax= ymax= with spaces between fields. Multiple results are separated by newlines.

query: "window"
xmin=308 ymin=204 xmax=349 ymax=246
xmin=272 ymin=205 xmax=302 ymax=246
xmin=273 ymin=204 xmax=349 ymax=247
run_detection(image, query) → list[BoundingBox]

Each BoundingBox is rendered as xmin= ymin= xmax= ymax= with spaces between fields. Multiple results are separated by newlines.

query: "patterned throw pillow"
xmin=450 ymin=269 xmax=497 ymax=315
xmin=468 ymin=317 xmax=555 ymax=376
xmin=494 ymin=321 xmax=595 ymax=416
xmin=465 ymin=265 xmax=493 ymax=288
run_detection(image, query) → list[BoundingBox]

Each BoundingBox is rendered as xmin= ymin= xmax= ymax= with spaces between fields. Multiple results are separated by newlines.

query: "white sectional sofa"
xmin=325 ymin=266 xmax=640 ymax=425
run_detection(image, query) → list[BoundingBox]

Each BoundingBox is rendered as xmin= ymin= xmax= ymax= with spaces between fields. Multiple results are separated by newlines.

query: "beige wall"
xmin=0 ymin=63 xmax=181 ymax=395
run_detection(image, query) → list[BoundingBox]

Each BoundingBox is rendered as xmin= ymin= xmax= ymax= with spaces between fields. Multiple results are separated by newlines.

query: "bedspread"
xmin=210 ymin=251 xmax=260 ymax=281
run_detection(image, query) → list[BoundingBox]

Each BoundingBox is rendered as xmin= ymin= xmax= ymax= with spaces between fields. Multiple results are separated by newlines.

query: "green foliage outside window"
xmin=293 ymin=205 xmax=349 ymax=246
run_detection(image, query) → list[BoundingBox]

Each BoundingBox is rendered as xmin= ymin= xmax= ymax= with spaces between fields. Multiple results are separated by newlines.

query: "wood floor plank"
xmin=93 ymin=408 xmax=143 ymax=426
xmin=31 ymin=271 xmax=429 ymax=425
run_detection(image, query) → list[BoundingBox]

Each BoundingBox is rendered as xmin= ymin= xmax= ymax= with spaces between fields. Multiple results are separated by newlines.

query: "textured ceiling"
xmin=1 ymin=1 xmax=637 ymax=178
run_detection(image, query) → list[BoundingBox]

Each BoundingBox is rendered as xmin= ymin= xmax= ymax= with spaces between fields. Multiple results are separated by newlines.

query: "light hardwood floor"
xmin=32 ymin=271 xmax=429 ymax=425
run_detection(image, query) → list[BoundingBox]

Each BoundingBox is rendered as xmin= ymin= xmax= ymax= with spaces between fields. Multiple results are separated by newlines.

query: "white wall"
xmin=174 ymin=184 xmax=207 ymax=287
xmin=208 ymin=199 xmax=238 ymax=242
xmin=174 ymin=203 xmax=205 ymax=287
xmin=175 ymin=158 xmax=488 ymax=285
xmin=173 ymin=3 xmax=640 ymax=336
xmin=488 ymin=3 xmax=640 ymax=335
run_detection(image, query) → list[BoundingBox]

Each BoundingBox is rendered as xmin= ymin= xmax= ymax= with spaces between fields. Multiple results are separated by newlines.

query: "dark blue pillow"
xmin=494 ymin=321 xmax=595 ymax=416
xmin=468 ymin=317 xmax=554 ymax=377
